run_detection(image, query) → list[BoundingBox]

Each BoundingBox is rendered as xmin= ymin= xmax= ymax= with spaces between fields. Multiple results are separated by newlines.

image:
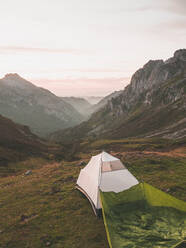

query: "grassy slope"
xmin=0 ymin=114 xmax=65 ymax=177
xmin=0 ymin=162 xmax=107 ymax=248
xmin=0 ymin=138 xmax=186 ymax=248
xmin=0 ymin=114 xmax=47 ymax=165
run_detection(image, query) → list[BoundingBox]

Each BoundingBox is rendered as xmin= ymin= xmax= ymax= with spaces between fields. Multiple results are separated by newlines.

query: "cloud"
xmin=133 ymin=0 xmax=186 ymax=16
xmin=0 ymin=46 xmax=84 ymax=54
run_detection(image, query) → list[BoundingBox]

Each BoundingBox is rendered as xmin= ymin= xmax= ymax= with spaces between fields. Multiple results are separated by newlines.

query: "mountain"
xmin=85 ymin=96 xmax=103 ymax=105
xmin=61 ymin=97 xmax=92 ymax=118
xmin=62 ymin=93 xmax=123 ymax=119
xmin=90 ymin=90 xmax=123 ymax=114
xmin=0 ymin=74 xmax=83 ymax=137
xmin=50 ymin=49 xmax=186 ymax=142
xmin=0 ymin=114 xmax=47 ymax=166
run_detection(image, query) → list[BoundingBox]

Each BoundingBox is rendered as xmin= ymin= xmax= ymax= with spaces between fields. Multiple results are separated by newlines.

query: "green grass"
xmin=0 ymin=162 xmax=108 ymax=248
xmin=0 ymin=140 xmax=186 ymax=247
xmin=85 ymin=137 xmax=181 ymax=153
xmin=123 ymin=155 xmax=186 ymax=200
xmin=0 ymin=157 xmax=50 ymax=177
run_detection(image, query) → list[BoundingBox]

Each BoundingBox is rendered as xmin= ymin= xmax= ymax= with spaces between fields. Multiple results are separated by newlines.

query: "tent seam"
xmin=100 ymin=191 xmax=113 ymax=248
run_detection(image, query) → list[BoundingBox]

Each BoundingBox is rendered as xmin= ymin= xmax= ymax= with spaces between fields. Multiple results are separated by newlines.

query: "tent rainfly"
xmin=76 ymin=151 xmax=139 ymax=215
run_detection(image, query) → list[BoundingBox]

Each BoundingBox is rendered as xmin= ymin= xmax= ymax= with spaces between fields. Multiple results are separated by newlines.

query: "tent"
xmin=100 ymin=182 xmax=186 ymax=248
xmin=76 ymin=151 xmax=186 ymax=247
xmin=76 ymin=151 xmax=139 ymax=215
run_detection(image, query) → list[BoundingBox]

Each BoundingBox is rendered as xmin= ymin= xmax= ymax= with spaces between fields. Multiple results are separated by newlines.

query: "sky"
xmin=0 ymin=0 xmax=186 ymax=97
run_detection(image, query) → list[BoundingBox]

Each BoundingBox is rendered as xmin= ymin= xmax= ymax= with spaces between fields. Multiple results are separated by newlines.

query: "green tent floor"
xmin=100 ymin=183 xmax=186 ymax=248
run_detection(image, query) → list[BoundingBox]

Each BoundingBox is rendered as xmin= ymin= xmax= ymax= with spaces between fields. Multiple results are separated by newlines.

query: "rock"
xmin=48 ymin=49 xmax=186 ymax=141
xmin=20 ymin=214 xmax=28 ymax=221
xmin=174 ymin=49 xmax=186 ymax=61
xmin=78 ymin=161 xmax=86 ymax=166
xmin=25 ymin=170 xmax=32 ymax=176
xmin=46 ymin=242 xmax=51 ymax=246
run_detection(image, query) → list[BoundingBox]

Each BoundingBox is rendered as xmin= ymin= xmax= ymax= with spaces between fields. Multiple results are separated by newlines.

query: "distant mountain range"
xmin=84 ymin=96 xmax=103 ymax=105
xmin=61 ymin=97 xmax=92 ymax=118
xmin=61 ymin=92 xmax=123 ymax=119
xmin=90 ymin=90 xmax=123 ymax=114
xmin=0 ymin=73 xmax=119 ymax=137
xmin=0 ymin=74 xmax=83 ymax=137
xmin=50 ymin=49 xmax=186 ymax=142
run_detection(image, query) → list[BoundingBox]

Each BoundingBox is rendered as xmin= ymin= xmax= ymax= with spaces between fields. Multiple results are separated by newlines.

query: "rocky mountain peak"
xmin=127 ymin=59 xmax=164 ymax=97
xmin=142 ymin=59 xmax=164 ymax=69
xmin=174 ymin=49 xmax=186 ymax=61
xmin=105 ymin=49 xmax=186 ymax=119
xmin=4 ymin=73 xmax=22 ymax=79
xmin=128 ymin=49 xmax=186 ymax=97
xmin=1 ymin=73 xmax=36 ymax=90
xmin=0 ymin=74 xmax=83 ymax=136
xmin=50 ymin=48 xmax=186 ymax=142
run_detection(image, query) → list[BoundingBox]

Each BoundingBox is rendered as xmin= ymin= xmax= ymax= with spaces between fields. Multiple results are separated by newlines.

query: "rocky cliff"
xmin=50 ymin=49 xmax=186 ymax=142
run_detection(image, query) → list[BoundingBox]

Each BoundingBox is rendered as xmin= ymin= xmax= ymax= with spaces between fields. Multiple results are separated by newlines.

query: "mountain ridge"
xmin=50 ymin=49 xmax=186 ymax=142
xmin=0 ymin=74 xmax=83 ymax=137
xmin=61 ymin=96 xmax=92 ymax=118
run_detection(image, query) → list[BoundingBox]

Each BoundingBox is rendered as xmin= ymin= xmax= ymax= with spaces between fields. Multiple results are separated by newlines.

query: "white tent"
xmin=76 ymin=151 xmax=139 ymax=215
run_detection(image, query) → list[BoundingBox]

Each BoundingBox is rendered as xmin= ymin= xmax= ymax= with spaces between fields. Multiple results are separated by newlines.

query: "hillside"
xmin=61 ymin=97 xmax=92 ymax=118
xmin=0 ymin=114 xmax=48 ymax=171
xmin=50 ymin=49 xmax=186 ymax=143
xmin=90 ymin=90 xmax=123 ymax=114
xmin=0 ymin=139 xmax=185 ymax=247
xmin=0 ymin=74 xmax=83 ymax=137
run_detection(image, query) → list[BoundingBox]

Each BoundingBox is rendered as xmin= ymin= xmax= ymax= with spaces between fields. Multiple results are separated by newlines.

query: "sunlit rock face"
xmin=105 ymin=49 xmax=186 ymax=118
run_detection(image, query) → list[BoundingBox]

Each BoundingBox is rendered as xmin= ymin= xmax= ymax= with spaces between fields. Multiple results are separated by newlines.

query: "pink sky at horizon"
xmin=0 ymin=0 xmax=186 ymax=96
xmin=31 ymin=77 xmax=130 ymax=97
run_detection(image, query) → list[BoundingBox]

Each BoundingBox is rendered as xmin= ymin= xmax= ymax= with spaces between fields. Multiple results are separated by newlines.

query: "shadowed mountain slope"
xmin=0 ymin=114 xmax=48 ymax=166
xmin=0 ymin=74 xmax=83 ymax=137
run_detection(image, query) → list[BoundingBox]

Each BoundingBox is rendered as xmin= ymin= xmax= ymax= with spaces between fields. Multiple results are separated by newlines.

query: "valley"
xmin=0 ymin=74 xmax=83 ymax=137
xmin=1 ymin=0 xmax=186 ymax=247
xmin=0 ymin=49 xmax=186 ymax=247
xmin=50 ymin=49 xmax=186 ymax=143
